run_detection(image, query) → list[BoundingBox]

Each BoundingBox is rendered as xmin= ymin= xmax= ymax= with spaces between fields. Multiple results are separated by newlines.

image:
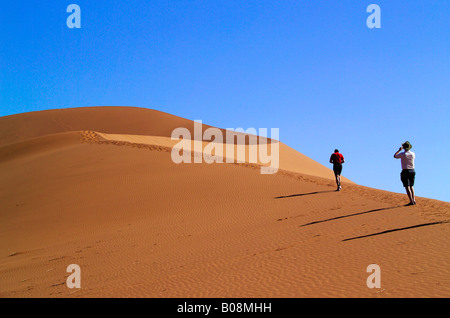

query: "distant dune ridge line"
xmin=0 ymin=106 xmax=449 ymax=298
xmin=0 ymin=106 xmax=347 ymax=180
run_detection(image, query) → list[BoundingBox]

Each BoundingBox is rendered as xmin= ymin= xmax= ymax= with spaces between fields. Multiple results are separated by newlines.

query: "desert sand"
xmin=0 ymin=106 xmax=448 ymax=298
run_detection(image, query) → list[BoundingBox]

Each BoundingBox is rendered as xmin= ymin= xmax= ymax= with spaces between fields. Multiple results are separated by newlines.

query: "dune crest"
xmin=0 ymin=107 xmax=346 ymax=181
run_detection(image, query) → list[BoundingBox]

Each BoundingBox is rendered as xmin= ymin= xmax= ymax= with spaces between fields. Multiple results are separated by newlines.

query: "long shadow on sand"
xmin=275 ymin=190 xmax=336 ymax=199
xmin=342 ymin=221 xmax=450 ymax=242
xmin=299 ymin=205 xmax=404 ymax=227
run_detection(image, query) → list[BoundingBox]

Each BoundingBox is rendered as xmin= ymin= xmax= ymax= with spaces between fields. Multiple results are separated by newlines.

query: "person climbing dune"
xmin=394 ymin=141 xmax=416 ymax=206
xmin=330 ymin=149 xmax=345 ymax=191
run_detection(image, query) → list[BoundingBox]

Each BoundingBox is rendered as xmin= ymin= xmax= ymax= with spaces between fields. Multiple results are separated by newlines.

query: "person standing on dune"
xmin=394 ymin=141 xmax=416 ymax=206
xmin=330 ymin=149 xmax=345 ymax=191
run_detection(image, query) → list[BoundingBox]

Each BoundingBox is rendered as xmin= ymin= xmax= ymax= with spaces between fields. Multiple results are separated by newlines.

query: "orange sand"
xmin=0 ymin=107 xmax=448 ymax=298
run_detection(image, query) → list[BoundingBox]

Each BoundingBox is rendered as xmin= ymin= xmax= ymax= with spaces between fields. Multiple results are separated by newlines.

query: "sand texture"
xmin=0 ymin=107 xmax=448 ymax=298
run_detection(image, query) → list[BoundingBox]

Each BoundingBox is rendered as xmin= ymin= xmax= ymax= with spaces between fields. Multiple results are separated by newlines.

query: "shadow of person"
xmin=275 ymin=190 xmax=336 ymax=199
xmin=299 ymin=205 xmax=405 ymax=227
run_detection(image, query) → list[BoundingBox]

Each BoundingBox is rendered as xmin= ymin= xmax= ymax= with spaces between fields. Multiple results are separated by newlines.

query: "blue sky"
xmin=1 ymin=1 xmax=449 ymax=201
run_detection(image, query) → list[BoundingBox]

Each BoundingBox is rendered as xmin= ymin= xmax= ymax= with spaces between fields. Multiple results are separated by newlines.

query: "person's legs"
xmin=402 ymin=170 xmax=416 ymax=205
xmin=410 ymin=186 xmax=415 ymax=204
xmin=405 ymin=186 xmax=414 ymax=204
xmin=335 ymin=174 xmax=341 ymax=190
xmin=410 ymin=170 xmax=416 ymax=204
xmin=401 ymin=170 xmax=413 ymax=204
xmin=334 ymin=164 xmax=342 ymax=191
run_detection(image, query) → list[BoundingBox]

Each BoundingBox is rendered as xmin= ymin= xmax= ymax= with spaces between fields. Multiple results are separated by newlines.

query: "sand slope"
xmin=91 ymin=131 xmax=351 ymax=180
xmin=0 ymin=107 xmax=449 ymax=298
xmin=0 ymin=107 xmax=196 ymax=147
xmin=0 ymin=106 xmax=350 ymax=181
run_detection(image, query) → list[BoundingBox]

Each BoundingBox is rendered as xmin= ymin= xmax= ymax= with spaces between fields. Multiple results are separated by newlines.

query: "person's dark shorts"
xmin=400 ymin=169 xmax=415 ymax=187
xmin=333 ymin=163 xmax=342 ymax=176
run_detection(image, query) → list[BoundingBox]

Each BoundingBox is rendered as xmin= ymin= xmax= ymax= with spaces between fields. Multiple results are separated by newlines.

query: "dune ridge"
xmin=1 ymin=107 xmax=341 ymax=181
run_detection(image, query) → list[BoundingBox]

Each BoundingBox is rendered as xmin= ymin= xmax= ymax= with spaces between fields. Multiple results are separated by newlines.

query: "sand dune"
xmin=91 ymin=131 xmax=351 ymax=180
xmin=0 ymin=107 xmax=449 ymax=298
xmin=0 ymin=106 xmax=344 ymax=181
xmin=0 ymin=107 xmax=197 ymax=147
